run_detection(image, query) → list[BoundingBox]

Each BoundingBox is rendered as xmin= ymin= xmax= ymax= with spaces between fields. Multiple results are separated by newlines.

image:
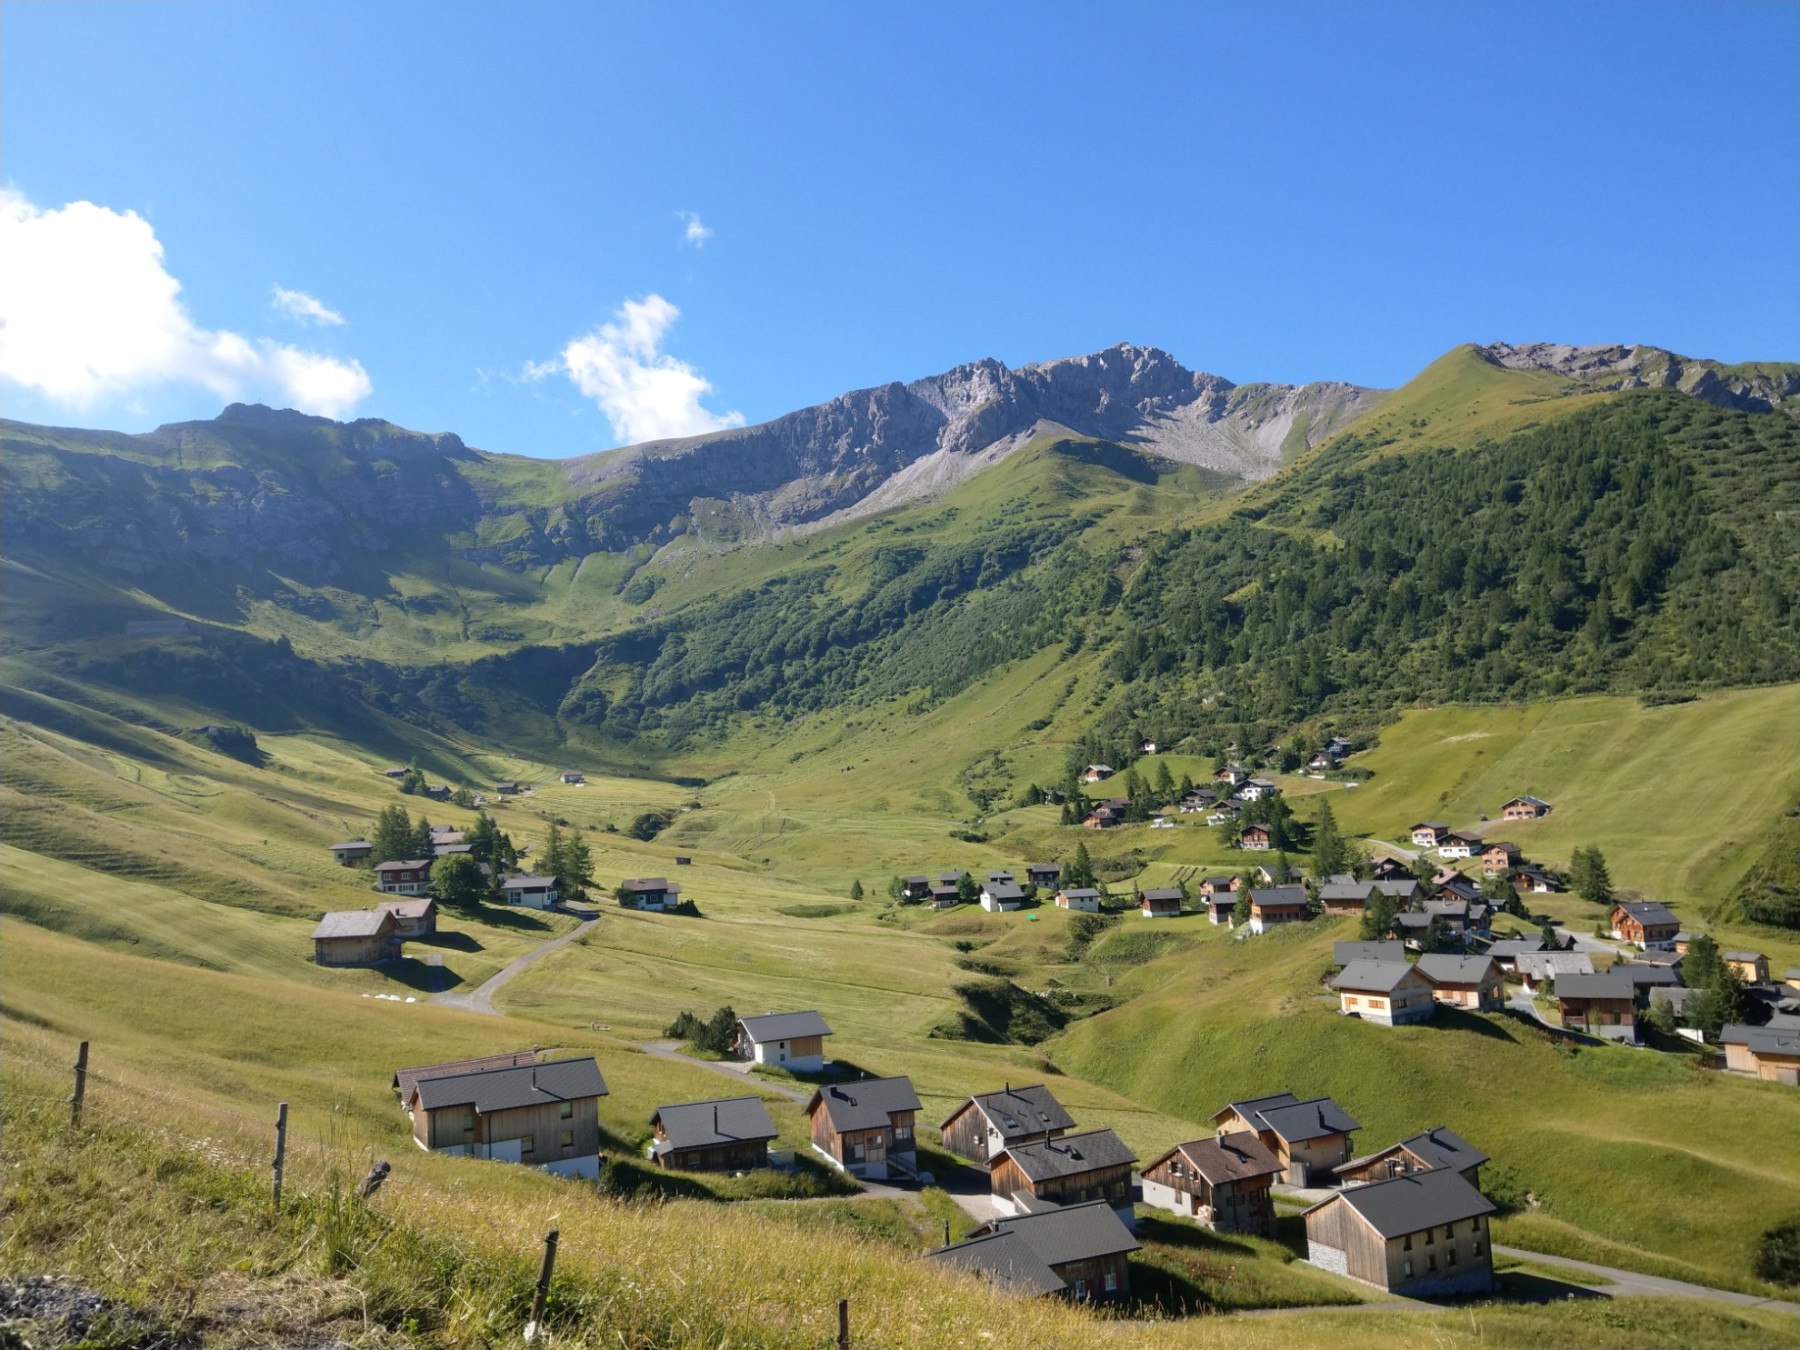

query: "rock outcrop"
xmin=1478 ymin=342 xmax=1799 ymax=415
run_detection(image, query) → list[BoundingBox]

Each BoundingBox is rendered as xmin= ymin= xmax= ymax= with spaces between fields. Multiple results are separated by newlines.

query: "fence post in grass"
xmin=69 ymin=1041 xmax=89 ymax=1128
xmin=836 ymin=1297 xmax=849 ymax=1349
xmin=525 ymin=1228 xmax=559 ymax=1343
xmin=272 ymin=1102 xmax=289 ymax=1207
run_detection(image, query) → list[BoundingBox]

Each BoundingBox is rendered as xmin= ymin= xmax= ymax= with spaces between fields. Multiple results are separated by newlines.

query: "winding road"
xmin=432 ymin=907 xmax=598 ymax=1016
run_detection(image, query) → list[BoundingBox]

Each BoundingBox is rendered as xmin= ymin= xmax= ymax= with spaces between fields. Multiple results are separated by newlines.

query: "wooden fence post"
xmin=272 ymin=1102 xmax=289 ymax=1207
xmin=836 ymin=1297 xmax=849 ymax=1350
xmin=525 ymin=1228 xmax=559 ymax=1342
xmin=70 ymin=1041 xmax=89 ymax=1128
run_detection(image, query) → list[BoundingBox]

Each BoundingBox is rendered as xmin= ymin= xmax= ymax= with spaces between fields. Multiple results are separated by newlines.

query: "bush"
xmin=1755 ymin=1220 xmax=1800 ymax=1286
xmin=664 ymin=1004 xmax=738 ymax=1054
xmin=628 ymin=810 xmax=673 ymax=841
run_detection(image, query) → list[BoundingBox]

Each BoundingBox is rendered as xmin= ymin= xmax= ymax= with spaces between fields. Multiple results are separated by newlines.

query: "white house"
xmin=981 ymin=880 xmax=1025 ymax=912
xmin=500 ymin=873 xmax=559 ymax=909
xmin=1239 ymin=779 xmax=1280 ymax=802
xmin=1056 ymin=888 xmax=1103 ymax=913
xmin=1437 ymin=832 xmax=1479 ymax=860
xmin=734 ymin=1010 xmax=833 ymax=1072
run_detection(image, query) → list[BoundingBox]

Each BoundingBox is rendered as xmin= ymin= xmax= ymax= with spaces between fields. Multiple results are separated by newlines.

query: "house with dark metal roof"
xmin=1334 ymin=1126 xmax=1488 ymax=1188
xmin=374 ymin=858 xmax=433 ymax=895
xmin=1333 ymin=960 xmax=1436 ymax=1026
xmin=1248 ymin=885 xmax=1307 ymax=934
xmin=1139 ymin=1132 xmax=1281 ymax=1236
xmin=618 ymin=876 xmax=680 ymax=910
xmin=981 ymin=880 xmax=1025 ymax=912
xmin=1139 ymin=887 xmax=1183 ymax=918
xmin=1390 ymin=911 xmax=1434 ymax=950
xmin=1054 ymin=887 xmax=1102 ymax=913
xmin=928 ymin=883 xmax=961 ymax=910
xmin=329 ymin=839 xmax=374 ymax=866
xmin=1500 ymin=795 xmax=1552 ymax=820
xmin=900 ymin=876 xmax=932 ymax=901
xmin=1202 ymin=890 xmax=1238 ymax=924
xmin=1209 ymin=1093 xmax=1361 ymax=1186
xmin=1333 ymin=940 xmax=1408 ymax=969
xmin=391 ymin=1051 xmax=540 ymax=1104
xmin=1611 ymin=901 xmax=1680 ymax=949
xmin=1720 ymin=1025 xmax=1800 ymax=1084
xmin=805 ymin=1076 xmax=920 ymax=1180
xmin=939 ymin=1083 xmax=1076 ymax=1164
xmin=734 ymin=1010 xmax=833 ymax=1072
xmin=1026 ymin=863 xmax=1062 ymax=888
xmin=1555 ymin=971 xmax=1639 ymax=1042
xmin=1319 ymin=880 xmax=1376 ymax=916
xmin=500 ymin=873 xmax=559 ymax=909
xmin=929 ymin=1200 xmax=1140 ymax=1301
xmin=1724 ymin=951 xmax=1771 ymax=984
xmin=376 ymin=896 xmax=437 ymax=937
xmin=648 ymin=1096 xmax=778 ymax=1171
xmin=1416 ymin=955 xmax=1503 ymax=1011
xmin=404 ymin=1057 xmax=608 ymax=1177
xmin=1483 ymin=938 xmax=1545 ymax=971
xmin=311 ymin=908 xmax=402 ymax=966
xmin=989 ymin=1128 xmax=1139 ymax=1225
xmin=1303 ymin=1167 xmax=1496 ymax=1296
xmin=1374 ymin=877 xmax=1421 ymax=903
xmin=1515 ymin=950 xmax=1592 ymax=994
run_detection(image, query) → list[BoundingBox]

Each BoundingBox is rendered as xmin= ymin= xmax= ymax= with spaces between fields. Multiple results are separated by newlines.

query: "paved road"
xmin=1491 ymin=1246 xmax=1800 ymax=1314
xmin=433 ymin=907 xmax=597 ymax=1016
xmin=640 ymin=1040 xmax=811 ymax=1104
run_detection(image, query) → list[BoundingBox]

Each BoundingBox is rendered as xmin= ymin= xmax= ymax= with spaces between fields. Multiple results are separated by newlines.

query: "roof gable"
xmin=414 ymin=1057 xmax=607 ymax=1113
xmin=942 ymin=1083 xmax=1076 ymax=1137
xmin=807 ymin=1076 xmax=921 ymax=1132
xmin=651 ymin=1096 xmax=778 ymax=1151
xmin=1308 ymin=1165 xmax=1495 ymax=1239
xmin=998 ymin=1128 xmax=1137 ymax=1182
xmin=738 ymin=1010 xmax=833 ymax=1043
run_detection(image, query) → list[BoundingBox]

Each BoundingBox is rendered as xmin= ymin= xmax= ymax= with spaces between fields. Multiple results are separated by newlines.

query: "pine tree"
xmin=562 ymin=831 xmax=594 ymax=899
xmin=1574 ymin=846 xmax=1614 ymax=907
xmin=410 ymin=816 xmax=435 ymax=862
xmin=1361 ymin=891 xmax=1399 ymax=941
xmin=1068 ymin=843 xmax=1095 ymax=889
xmin=542 ymin=822 xmax=565 ymax=885
xmin=370 ymin=805 xmax=414 ymax=865
xmin=887 ymin=875 xmax=904 ymax=901
xmin=1060 ymin=801 xmax=1076 ymax=825
xmin=850 ymin=878 xmax=864 ymax=900
xmin=1682 ymin=934 xmax=1724 ymax=989
xmin=1153 ymin=761 xmax=1175 ymax=805
xmin=1312 ymin=798 xmax=1345 ymax=879
xmin=1177 ymin=772 xmax=1194 ymax=797
xmin=957 ymin=872 xmax=980 ymax=904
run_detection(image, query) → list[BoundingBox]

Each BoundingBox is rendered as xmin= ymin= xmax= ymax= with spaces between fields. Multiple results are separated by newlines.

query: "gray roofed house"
xmin=1211 ymin=1093 xmax=1362 ymax=1185
xmin=311 ymin=908 xmax=403 ymax=966
xmin=649 ymin=1095 xmax=778 ymax=1170
xmin=926 ymin=1229 xmax=1065 ymax=1297
xmin=1415 ymin=955 xmax=1503 ymax=1010
xmin=735 ymin=1010 xmax=833 ymax=1071
xmin=391 ymin=1051 xmax=538 ymax=1103
xmin=981 ymin=879 xmax=1026 ymax=912
xmin=1320 ymin=880 xmax=1376 ymax=913
xmin=1612 ymin=900 xmax=1681 ymax=947
xmin=1335 ymin=960 xmax=1423 ymax=992
xmin=1719 ymin=1024 xmax=1800 ymax=1082
xmin=413 ymin=1057 xmax=608 ymax=1115
xmin=940 ymin=1083 xmax=1077 ymax=1162
xmin=1484 ymin=938 xmax=1545 ymax=969
xmin=999 ymin=1128 xmax=1138 ymax=1183
xmin=1333 ymin=940 xmax=1409 ymax=968
xmin=1303 ymin=1167 xmax=1496 ymax=1295
xmin=807 ymin=1076 xmax=922 ymax=1135
xmin=1617 ymin=962 xmax=1683 ymax=991
xmin=1515 ymin=950 xmax=1593 ymax=990
xmin=1333 ymin=960 xmax=1437 ymax=1024
xmin=1244 ymin=1096 xmax=1361 ymax=1145
xmin=311 ymin=909 xmax=394 ymax=940
xmin=931 ymin=1200 xmax=1140 ymax=1300
xmin=1374 ymin=878 xmax=1421 ymax=900
xmin=1310 ymin=1165 xmax=1497 ymax=1238
xmin=806 ymin=1075 xmax=922 ymax=1180
xmin=1554 ymin=971 xmax=1636 ymax=1000
xmin=1337 ymin=1126 xmax=1488 ymax=1187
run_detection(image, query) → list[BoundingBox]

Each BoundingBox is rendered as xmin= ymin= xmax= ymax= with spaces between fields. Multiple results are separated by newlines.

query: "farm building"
xmin=1555 ymin=971 xmax=1638 ymax=1042
xmin=1303 ymin=1167 xmax=1496 ymax=1296
xmin=901 ymin=876 xmax=932 ymax=901
xmin=374 ymin=859 xmax=432 ymax=895
xmin=928 ymin=884 xmax=962 ymax=909
xmin=311 ymin=909 xmax=402 ymax=966
xmin=939 ymin=1083 xmax=1075 ymax=1164
xmin=1436 ymin=831 xmax=1481 ymax=860
xmin=1055 ymin=887 xmax=1102 ymax=913
xmin=1334 ymin=1126 xmax=1487 ymax=1188
xmin=1209 ymin=1093 xmax=1360 ymax=1186
xmin=559 ymin=770 xmax=584 ymax=784
xmin=805 ymin=1076 xmax=920 ymax=1181
xmin=1483 ymin=938 xmax=1545 ymax=972
xmin=1139 ymin=1132 xmax=1280 ymax=1236
xmin=1611 ymin=901 xmax=1680 ymax=949
xmin=329 ymin=839 xmax=373 ymax=866
xmin=402 ymin=1056 xmax=607 ymax=1178
xmin=648 ymin=1096 xmax=778 ymax=1171
xmin=618 ymin=877 xmax=680 ymax=910
xmin=500 ymin=874 xmax=559 ymax=909
xmin=1333 ymin=961 xmax=1436 ymax=1026
xmin=1416 ymin=955 xmax=1503 ymax=1011
xmin=989 ymin=1129 xmax=1138 ymax=1225
xmin=1082 ymin=765 xmax=1114 ymax=783
xmin=930 ymin=1201 xmax=1139 ymax=1302
xmin=1248 ymin=885 xmax=1307 ymax=934
xmin=734 ymin=1010 xmax=832 ymax=1072
xmin=1202 ymin=892 xmax=1237 ymax=924
xmin=1500 ymin=795 xmax=1552 ymax=820
xmin=376 ymin=896 xmax=437 ymax=938
xmin=1719 ymin=1026 xmax=1800 ymax=1084
xmin=1509 ymin=866 xmax=1560 ymax=893
xmin=1139 ymin=888 xmax=1182 ymax=918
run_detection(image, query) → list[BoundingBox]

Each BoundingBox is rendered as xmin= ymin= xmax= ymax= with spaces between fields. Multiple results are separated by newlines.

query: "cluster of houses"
xmin=898 ymin=865 xmax=1065 ymax=912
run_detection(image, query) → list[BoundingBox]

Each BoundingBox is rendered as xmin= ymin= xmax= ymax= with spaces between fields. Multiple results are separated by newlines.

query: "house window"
xmin=1474 ymin=1240 xmax=1484 ymax=1257
xmin=559 ymin=1130 xmax=574 ymax=1149
xmin=560 ymin=1102 xmax=574 ymax=1119
xmin=1404 ymin=1260 xmax=1413 ymax=1277
xmin=461 ymin=1113 xmax=475 ymax=1132
xmin=1072 ymin=1279 xmax=1088 ymax=1300
xmin=1403 ymin=1234 xmax=1412 ymax=1250
xmin=1472 ymin=1215 xmax=1483 ymax=1231
xmin=851 ymin=1142 xmax=864 ymax=1161
xmin=520 ymin=1135 xmax=536 ymax=1155
xmin=1103 ymin=1272 xmax=1118 ymax=1293
xmin=1427 ymin=1254 xmax=1437 ymax=1272
xmin=1448 ymin=1246 xmax=1458 ymax=1265
xmin=894 ymin=1124 xmax=912 ymax=1140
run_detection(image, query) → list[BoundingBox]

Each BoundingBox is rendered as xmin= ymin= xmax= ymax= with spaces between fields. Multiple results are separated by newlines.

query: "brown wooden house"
xmin=1319 ymin=880 xmax=1376 ymax=917
xmin=1248 ymin=885 xmax=1307 ymax=934
xmin=1209 ymin=1093 xmax=1360 ymax=1185
xmin=404 ymin=1056 xmax=608 ymax=1178
xmin=1416 ymin=955 xmax=1503 ymax=1011
xmin=1139 ymin=1132 xmax=1280 ymax=1236
xmin=1724 ymin=951 xmax=1771 ymax=984
xmin=735 ymin=1010 xmax=832 ymax=1073
xmin=1333 ymin=1126 xmax=1487 ymax=1189
xmin=1239 ymin=824 xmax=1272 ymax=851
xmin=805 ymin=1076 xmax=920 ymax=1181
xmin=1720 ymin=1025 xmax=1800 ymax=1084
xmin=374 ymin=859 xmax=433 ymax=895
xmin=1479 ymin=842 xmax=1521 ymax=876
xmin=376 ymin=896 xmax=438 ymax=938
xmin=1500 ymin=795 xmax=1552 ymax=821
xmin=329 ymin=839 xmax=374 ymax=866
xmin=311 ymin=908 xmax=402 ymax=966
xmin=648 ymin=1095 xmax=778 ymax=1171
xmin=392 ymin=1051 xmax=539 ymax=1103
xmin=989 ymin=1128 xmax=1138 ymax=1224
xmin=929 ymin=1200 xmax=1140 ymax=1301
xmin=939 ymin=1083 xmax=1075 ymax=1164
xmin=1610 ymin=901 xmax=1679 ymax=949
xmin=1303 ymin=1167 xmax=1496 ymax=1295
xmin=1555 ymin=971 xmax=1638 ymax=1042
xmin=1139 ymin=888 xmax=1183 ymax=918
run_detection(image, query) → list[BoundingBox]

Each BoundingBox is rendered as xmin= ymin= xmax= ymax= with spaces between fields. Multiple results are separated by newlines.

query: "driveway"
xmin=1491 ymin=1246 xmax=1800 ymax=1314
xmin=640 ymin=1040 xmax=810 ymax=1104
xmin=433 ymin=907 xmax=597 ymax=1016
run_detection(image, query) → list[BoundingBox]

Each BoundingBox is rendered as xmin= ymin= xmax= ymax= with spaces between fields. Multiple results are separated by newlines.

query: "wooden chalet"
xmin=392 ymin=1051 xmax=539 ymax=1103
xmin=1409 ymin=822 xmax=1449 ymax=848
xmin=1500 ymin=795 xmax=1552 ymax=821
xmin=558 ymin=770 xmax=584 ymax=784
xmin=1479 ymin=842 xmax=1521 ymax=875
xmin=1026 ymin=863 xmax=1062 ymax=889
xmin=1509 ymin=866 xmax=1560 ymax=894
xmin=1139 ymin=888 xmax=1182 ymax=918
xmin=929 ymin=1201 xmax=1140 ymax=1301
xmin=1436 ymin=831 xmax=1481 ymax=860
xmin=1333 ymin=1126 xmax=1487 ymax=1188
xmin=329 ymin=839 xmax=374 ymax=866
xmin=374 ymin=859 xmax=432 ymax=895
xmin=981 ymin=880 xmax=1025 ymax=912
xmin=1333 ymin=961 xmax=1436 ymax=1026
xmin=1055 ymin=887 xmax=1102 ymax=913
xmin=1371 ymin=857 xmax=1412 ymax=881
xmin=493 ymin=780 xmax=520 ymax=795
xmin=1555 ymin=971 xmax=1638 ymax=1042
xmin=1239 ymin=824 xmax=1273 ymax=851
xmin=1202 ymin=892 xmax=1237 ymax=925
xmin=1209 ymin=1093 xmax=1360 ymax=1186
xmin=1248 ymin=885 xmax=1306 ymax=934
xmin=1303 ymin=1167 xmax=1496 ymax=1296
xmin=901 ymin=876 xmax=933 ymax=902
xmin=1483 ymin=938 xmax=1545 ymax=972
xmin=376 ymin=896 xmax=437 ymax=938
xmin=311 ymin=909 xmax=402 ymax=966
xmin=403 ymin=1056 xmax=608 ymax=1178
xmin=734 ymin=1010 xmax=832 ymax=1072
xmin=1719 ymin=1025 xmax=1800 ymax=1085
xmin=928 ymin=883 xmax=962 ymax=909
xmin=1416 ymin=955 xmax=1503 ymax=1011
xmin=618 ymin=876 xmax=680 ymax=910
xmin=989 ymin=1128 xmax=1138 ymax=1224
xmin=1611 ymin=901 xmax=1680 ymax=949
xmin=500 ymin=873 xmax=559 ymax=909
xmin=805 ymin=1076 xmax=920 ymax=1180
xmin=1515 ymin=950 xmax=1592 ymax=994
xmin=1724 ymin=951 xmax=1771 ymax=984
xmin=1139 ymin=1132 xmax=1280 ymax=1236
xmin=1319 ymin=880 xmax=1375 ymax=917
xmin=1082 ymin=764 xmax=1114 ymax=783
xmin=939 ymin=1083 xmax=1075 ymax=1164
xmin=649 ymin=1095 xmax=777 ymax=1171
xmin=1198 ymin=875 xmax=1239 ymax=895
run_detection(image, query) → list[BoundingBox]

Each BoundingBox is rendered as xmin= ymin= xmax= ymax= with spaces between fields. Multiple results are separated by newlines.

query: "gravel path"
xmin=432 ymin=908 xmax=597 ymax=1016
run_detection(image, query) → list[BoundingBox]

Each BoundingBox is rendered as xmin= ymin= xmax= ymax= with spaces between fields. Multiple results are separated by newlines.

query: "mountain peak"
xmin=1477 ymin=341 xmax=1799 ymax=415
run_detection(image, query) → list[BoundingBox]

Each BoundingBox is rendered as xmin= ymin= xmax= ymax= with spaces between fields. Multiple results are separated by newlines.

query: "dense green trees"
xmin=428 ymin=854 xmax=488 ymax=912
xmin=1570 ymin=846 xmax=1615 ymax=908
xmin=369 ymin=805 xmax=415 ymax=865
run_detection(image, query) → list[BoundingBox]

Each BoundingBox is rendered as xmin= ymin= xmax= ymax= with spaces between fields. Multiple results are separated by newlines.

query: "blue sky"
xmin=3 ymin=1 xmax=1795 ymax=458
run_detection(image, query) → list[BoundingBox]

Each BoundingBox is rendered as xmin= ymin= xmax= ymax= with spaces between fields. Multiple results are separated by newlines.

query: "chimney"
xmin=714 ymin=1103 xmax=720 ymax=1135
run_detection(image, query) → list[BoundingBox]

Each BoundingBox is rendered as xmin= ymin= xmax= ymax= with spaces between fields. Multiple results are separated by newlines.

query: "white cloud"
xmin=677 ymin=211 xmax=712 ymax=247
xmin=528 ymin=294 xmax=742 ymax=444
xmin=0 ymin=188 xmax=372 ymax=418
xmin=271 ymin=285 xmax=345 ymax=326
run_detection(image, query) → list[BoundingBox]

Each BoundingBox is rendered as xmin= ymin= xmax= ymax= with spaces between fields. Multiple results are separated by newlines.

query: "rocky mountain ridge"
xmin=1479 ymin=341 xmax=1799 ymax=414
